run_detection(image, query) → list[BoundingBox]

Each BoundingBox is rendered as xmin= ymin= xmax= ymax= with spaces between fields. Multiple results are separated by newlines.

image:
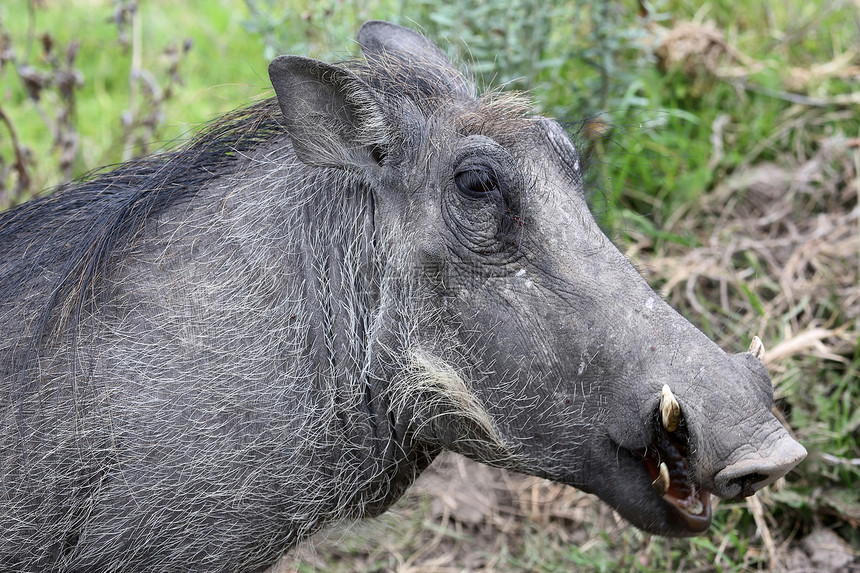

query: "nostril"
xmin=730 ymin=472 xmax=769 ymax=498
xmin=712 ymin=434 xmax=807 ymax=499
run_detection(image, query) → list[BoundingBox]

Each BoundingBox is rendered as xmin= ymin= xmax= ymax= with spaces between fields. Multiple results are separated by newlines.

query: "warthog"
xmin=0 ymin=20 xmax=805 ymax=572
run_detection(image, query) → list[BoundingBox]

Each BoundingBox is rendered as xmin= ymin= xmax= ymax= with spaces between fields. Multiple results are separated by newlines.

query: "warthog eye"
xmin=454 ymin=168 xmax=500 ymax=200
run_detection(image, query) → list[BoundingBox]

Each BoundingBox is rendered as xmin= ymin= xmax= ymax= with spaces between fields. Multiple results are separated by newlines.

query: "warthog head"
xmin=269 ymin=21 xmax=806 ymax=537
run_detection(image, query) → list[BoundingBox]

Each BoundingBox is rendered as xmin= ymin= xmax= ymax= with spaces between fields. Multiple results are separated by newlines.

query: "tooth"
xmin=749 ymin=335 xmax=765 ymax=361
xmin=652 ymin=462 xmax=670 ymax=497
xmin=687 ymin=497 xmax=704 ymax=515
xmin=660 ymin=384 xmax=681 ymax=433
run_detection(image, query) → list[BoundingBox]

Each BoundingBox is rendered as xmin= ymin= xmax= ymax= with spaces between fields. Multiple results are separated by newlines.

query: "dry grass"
xmin=276 ymin=456 xmax=629 ymax=573
xmin=275 ymin=454 xmax=857 ymax=572
xmin=632 ymin=132 xmax=858 ymax=367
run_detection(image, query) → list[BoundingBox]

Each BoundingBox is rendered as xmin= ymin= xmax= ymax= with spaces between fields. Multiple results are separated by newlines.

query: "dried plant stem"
xmin=0 ymin=103 xmax=31 ymax=205
xmin=123 ymin=4 xmax=142 ymax=162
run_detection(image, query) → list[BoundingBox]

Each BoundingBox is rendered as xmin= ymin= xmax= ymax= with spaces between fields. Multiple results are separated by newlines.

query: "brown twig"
xmin=0 ymin=102 xmax=32 ymax=206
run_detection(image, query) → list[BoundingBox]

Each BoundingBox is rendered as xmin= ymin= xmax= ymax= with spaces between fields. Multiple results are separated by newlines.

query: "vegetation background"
xmin=1 ymin=0 xmax=857 ymax=571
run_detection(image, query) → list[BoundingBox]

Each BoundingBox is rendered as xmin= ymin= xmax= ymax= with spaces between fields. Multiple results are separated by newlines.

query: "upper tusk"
xmin=749 ymin=335 xmax=765 ymax=361
xmin=660 ymin=384 xmax=681 ymax=433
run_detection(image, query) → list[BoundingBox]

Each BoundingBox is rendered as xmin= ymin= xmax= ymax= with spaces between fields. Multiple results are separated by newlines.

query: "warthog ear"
xmin=268 ymin=55 xmax=387 ymax=170
xmin=358 ymin=20 xmax=473 ymax=99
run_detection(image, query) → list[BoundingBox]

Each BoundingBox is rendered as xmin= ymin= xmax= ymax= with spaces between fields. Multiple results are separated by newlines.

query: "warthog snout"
xmin=714 ymin=434 xmax=808 ymax=499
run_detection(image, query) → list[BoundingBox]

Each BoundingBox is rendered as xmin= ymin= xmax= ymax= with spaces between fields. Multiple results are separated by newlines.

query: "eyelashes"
xmin=454 ymin=167 xmax=501 ymax=200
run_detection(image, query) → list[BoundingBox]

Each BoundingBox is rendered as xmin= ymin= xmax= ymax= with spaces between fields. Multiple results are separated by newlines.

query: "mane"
xmin=0 ymin=99 xmax=285 ymax=367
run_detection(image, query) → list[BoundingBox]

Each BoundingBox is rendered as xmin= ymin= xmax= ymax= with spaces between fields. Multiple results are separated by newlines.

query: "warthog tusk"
xmin=749 ymin=335 xmax=765 ymax=361
xmin=652 ymin=461 xmax=670 ymax=497
xmin=660 ymin=384 xmax=681 ymax=433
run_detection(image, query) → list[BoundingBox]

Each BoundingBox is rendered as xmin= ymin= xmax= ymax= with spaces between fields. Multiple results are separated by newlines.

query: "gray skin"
xmin=0 ymin=21 xmax=805 ymax=572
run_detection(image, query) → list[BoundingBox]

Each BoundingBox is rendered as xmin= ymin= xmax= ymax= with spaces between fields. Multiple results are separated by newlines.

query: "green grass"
xmin=1 ymin=0 xmax=269 ymax=191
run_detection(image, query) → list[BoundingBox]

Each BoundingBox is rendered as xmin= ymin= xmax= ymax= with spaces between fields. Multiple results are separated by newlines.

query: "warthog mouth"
xmin=636 ymin=428 xmax=712 ymax=532
xmin=633 ymin=389 xmax=712 ymax=533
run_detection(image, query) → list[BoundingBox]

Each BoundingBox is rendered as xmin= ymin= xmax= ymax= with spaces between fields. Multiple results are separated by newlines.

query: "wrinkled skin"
xmin=0 ymin=20 xmax=805 ymax=572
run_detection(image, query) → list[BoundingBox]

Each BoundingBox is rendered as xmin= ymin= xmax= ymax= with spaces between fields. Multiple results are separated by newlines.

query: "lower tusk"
xmin=660 ymin=384 xmax=681 ymax=433
xmin=652 ymin=462 xmax=670 ymax=497
xmin=749 ymin=335 xmax=765 ymax=361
